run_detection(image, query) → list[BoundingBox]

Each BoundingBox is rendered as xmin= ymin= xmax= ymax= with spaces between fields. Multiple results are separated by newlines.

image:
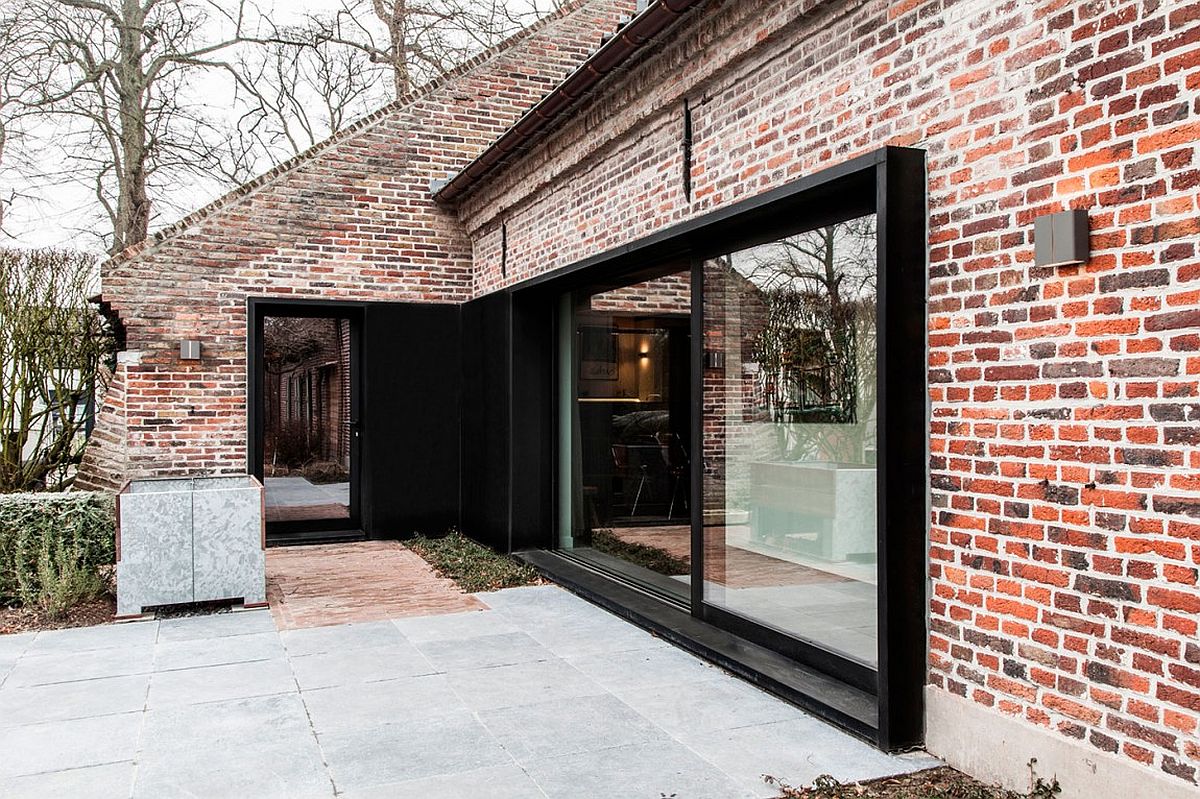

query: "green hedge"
xmin=0 ymin=491 xmax=116 ymax=611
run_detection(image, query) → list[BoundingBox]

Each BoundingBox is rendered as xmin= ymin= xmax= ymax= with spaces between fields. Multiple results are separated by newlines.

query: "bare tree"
xmin=314 ymin=0 xmax=560 ymax=97
xmin=1 ymin=0 xmax=564 ymax=251
xmin=0 ymin=7 xmax=40 ymax=237
xmin=229 ymin=0 xmax=563 ymax=162
xmin=0 ymin=248 xmax=115 ymax=491
xmin=1 ymin=0 xmax=285 ymax=254
xmin=233 ymin=22 xmax=389 ymax=159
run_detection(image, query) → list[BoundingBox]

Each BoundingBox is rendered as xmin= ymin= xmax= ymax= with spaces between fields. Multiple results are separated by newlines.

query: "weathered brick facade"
xmin=451 ymin=0 xmax=1200 ymax=789
xmin=76 ymin=0 xmax=638 ymax=491
xmin=80 ymin=0 xmax=1199 ymax=792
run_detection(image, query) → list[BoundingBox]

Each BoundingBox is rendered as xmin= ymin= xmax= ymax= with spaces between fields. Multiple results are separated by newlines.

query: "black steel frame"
xmin=508 ymin=146 xmax=927 ymax=750
xmin=247 ymin=298 xmax=364 ymax=542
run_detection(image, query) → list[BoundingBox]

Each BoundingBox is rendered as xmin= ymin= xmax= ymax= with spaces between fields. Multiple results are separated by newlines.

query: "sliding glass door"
xmin=557 ymin=268 xmax=693 ymax=603
xmin=541 ymin=147 xmax=925 ymax=748
xmin=555 ymin=218 xmax=884 ymax=670
xmin=700 ymin=215 xmax=880 ymax=668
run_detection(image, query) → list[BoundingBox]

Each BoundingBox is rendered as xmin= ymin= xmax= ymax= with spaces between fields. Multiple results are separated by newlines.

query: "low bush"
xmin=0 ymin=491 xmax=115 ymax=616
xmin=406 ymin=529 xmax=543 ymax=593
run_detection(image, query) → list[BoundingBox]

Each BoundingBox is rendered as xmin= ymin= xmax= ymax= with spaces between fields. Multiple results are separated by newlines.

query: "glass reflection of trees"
xmin=732 ymin=215 xmax=877 ymax=464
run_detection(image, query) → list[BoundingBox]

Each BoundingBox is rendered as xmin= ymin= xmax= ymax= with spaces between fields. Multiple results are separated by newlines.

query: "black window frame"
xmin=247 ymin=298 xmax=365 ymax=542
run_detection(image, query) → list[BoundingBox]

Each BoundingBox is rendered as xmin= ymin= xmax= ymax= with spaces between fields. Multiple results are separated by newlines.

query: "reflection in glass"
xmin=703 ymin=215 xmax=879 ymax=666
xmin=262 ymin=316 xmax=351 ymax=523
xmin=559 ymin=270 xmax=693 ymax=601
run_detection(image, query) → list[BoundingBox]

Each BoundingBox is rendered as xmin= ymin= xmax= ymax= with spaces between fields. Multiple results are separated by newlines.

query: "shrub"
xmin=406 ymin=529 xmax=543 ymax=593
xmin=0 ymin=491 xmax=115 ymax=614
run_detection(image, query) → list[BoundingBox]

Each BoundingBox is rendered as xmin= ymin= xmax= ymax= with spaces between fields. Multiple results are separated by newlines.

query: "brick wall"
xmin=452 ymin=0 xmax=1200 ymax=785
xmin=77 ymin=0 xmax=638 ymax=489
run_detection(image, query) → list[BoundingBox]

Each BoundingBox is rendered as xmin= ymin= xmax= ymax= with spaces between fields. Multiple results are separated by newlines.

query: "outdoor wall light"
xmin=180 ymin=340 xmax=201 ymax=361
xmin=1034 ymin=209 xmax=1090 ymax=268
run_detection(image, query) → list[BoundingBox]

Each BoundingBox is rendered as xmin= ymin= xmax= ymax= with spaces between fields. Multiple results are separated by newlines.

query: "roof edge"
xmin=433 ymin=0 xmax=706 ymax=206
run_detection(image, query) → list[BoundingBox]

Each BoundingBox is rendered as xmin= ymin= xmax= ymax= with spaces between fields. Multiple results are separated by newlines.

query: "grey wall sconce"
xmin=1034 ymin=209 xmax=1090 ymax=268
xmin=180 ymin=340 xmax=201 ymax=360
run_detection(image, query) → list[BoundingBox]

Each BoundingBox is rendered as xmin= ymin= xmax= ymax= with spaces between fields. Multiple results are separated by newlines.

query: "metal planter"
xmin=117 ymin=475 xmax=266 ymax=617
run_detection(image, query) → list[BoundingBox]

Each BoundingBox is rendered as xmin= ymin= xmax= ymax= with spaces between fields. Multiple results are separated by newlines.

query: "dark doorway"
xmin=251 ymin=304 xmax=362 ymax=542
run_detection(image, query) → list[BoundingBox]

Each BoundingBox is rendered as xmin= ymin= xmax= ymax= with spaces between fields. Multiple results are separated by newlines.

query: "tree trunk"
xmin=111 ymin=0 xmax=151 ymax=255
xmin=374 ymin=0 xmax=411 ymax=96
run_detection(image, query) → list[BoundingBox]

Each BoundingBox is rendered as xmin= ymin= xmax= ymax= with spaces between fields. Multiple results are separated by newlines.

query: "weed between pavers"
xmin=764 ymin=766 xmax=1061 ymax=799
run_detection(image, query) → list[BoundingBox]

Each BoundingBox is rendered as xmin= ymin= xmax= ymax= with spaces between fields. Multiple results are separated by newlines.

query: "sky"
xmin=1 ymin=0 xmax=554 ymax=254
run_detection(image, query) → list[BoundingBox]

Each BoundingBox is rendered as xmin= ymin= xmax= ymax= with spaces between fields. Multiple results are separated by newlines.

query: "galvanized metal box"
xmin=117 ymin=476 xmax=265 ymax=617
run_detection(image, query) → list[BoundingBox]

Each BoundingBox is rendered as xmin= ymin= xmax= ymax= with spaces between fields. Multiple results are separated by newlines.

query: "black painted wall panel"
xmin=360 ymin=302 xmax=462 ymax=536
xmin=509 ymin=289 xmax=557 ymax=552
xmin=460 ymin=293 xmax=512 ymax=552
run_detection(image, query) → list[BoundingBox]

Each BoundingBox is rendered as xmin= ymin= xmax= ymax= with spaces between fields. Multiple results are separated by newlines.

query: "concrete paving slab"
xmin=4 ymin=644 xmax=156 ymax=687
xmin=522 ymin=739 xmax=757 ymax=799
xmin=515 ymin=613 xmax=664 ymax=658
xmin=391 ymin=608 xmax=517 ymax=642
xmin=156 ymin=608 xmax=276 ymax=642
xmin=280 ymin=619 xmax=408 ymax=656
xmin=678 ymin=716 xmax=925 ymax=798
xmin=27 ymin=620 xmax=158 ymax=655
xmin=414 ymin=631 xmax=552 ymax=672
xmin=444 ymin=655 xmax=607 ymax=712
xmin=0 ymin=579 xmax=939 ymax=799
xmin=141 ymin=694 xmax=314 ymax=752
xmin=473 ymin=585 xmax=592 ymax=613
xmin=147 ymin=657 xmax=295 ymax=707
xmin=153 ymin=630 xmax=285 ymax=671
xmin=319 ymin=712 xmax=512 ymax=792
xmin=0 ymin=761 xmax=135 ymax=799
xmin=0 ymin=630 xmax=36 ymax=659
xmin=566 ymin=642 xmax=727 ymax=692
xmin=338 ymin=763 xmax=548 ymax=799
xmin=0 ymin=711 xmax=143 ymax=779
xmin=612 ymin=673 xmax=807 ymax=736
xmin=265 ymin=476 xmax=349 ymax=508
xmin=133 ymin=740 xmax=335 ymax=799
xmin=301 ymin=674 xmax=467 ymax=734
xmin=0 ymin=673 xmax=149 ymax=726
xmin=480 ymin=693 xmax=669 ymax=762
xmin=289 ymin=641 xmax=437 ymax=690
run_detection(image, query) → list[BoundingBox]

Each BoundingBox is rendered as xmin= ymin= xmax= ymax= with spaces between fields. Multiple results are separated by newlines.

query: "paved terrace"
xmin=0 ymin=584 xmax=938 ymax=798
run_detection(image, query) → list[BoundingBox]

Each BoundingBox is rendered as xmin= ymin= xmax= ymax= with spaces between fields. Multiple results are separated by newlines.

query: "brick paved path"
xmin=266 ymin=541 xmax=485 ymax=630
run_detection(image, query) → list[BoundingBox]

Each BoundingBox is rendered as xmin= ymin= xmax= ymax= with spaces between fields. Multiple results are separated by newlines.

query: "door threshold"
xmin=266 ymin=529 xmax=367 ymax=547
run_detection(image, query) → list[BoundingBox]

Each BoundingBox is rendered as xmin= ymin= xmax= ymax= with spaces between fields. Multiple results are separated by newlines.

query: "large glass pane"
xmin=262 ymin=316 xmax=352 ymax=523
xmin=558 ymin=269 xmax=693 ymax=601
xmin=702 ymin=216 xmax=879 ymax=666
